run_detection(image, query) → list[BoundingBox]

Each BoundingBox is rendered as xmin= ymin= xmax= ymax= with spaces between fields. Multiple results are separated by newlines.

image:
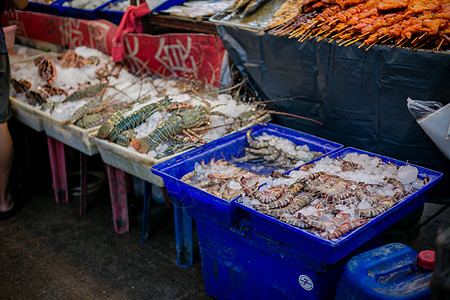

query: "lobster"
xmin=97 ymin=96 xmax=172 ymax=141
xmin=62 ymin=83 xmax=107 ymax=103
xmin=116 ymin=129 xmax=137 ymax=147
xmin=60 ymin=99 xmax=110 ymax=125
xmin=130 ymin=106 xmax=209 ymax=154
xmin=75 ymin=113 xmax=111 ymax=129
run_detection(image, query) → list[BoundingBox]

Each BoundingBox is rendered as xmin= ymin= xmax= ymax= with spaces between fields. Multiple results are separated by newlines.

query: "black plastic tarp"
xmin=218 ymin=26 xmax=449 ymax=198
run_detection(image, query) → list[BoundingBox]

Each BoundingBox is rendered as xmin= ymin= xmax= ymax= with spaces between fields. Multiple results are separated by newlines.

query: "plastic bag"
xmin=407 ymin=98 xmax=450 ymax=160
xmin=407 ymin=98 xmax=444 ymax=120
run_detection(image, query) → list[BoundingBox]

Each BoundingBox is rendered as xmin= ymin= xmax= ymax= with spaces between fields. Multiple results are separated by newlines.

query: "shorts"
xmin=0 ymin=53 xmax=12 ymax=124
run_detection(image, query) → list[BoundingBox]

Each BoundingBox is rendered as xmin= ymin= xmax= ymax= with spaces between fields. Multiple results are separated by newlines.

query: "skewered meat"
xmin=377 ymin=0 xmax=408 ymax=11
xmin=264 ymin=0 xmax=450 ymax=50
xmin=408 ymin=0 xmax=441 ymax=13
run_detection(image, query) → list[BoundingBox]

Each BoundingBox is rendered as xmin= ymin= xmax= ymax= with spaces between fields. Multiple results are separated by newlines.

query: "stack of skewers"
xmin=264 ymin=0 xmax=449 ymax=51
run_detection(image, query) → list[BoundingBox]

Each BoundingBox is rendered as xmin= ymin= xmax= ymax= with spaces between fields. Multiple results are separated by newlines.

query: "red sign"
xmin=2 ymin=10 xmax=226 ymax=86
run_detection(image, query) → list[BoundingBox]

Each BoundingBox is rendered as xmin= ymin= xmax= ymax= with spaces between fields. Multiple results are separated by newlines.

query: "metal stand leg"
xmin=47 ymin=137 xmax=68 ymax=204
xmin=105 ymin=164 xmax=129 ymax=234
xmin=173 ymin=197 xmax=193 ymax=267
xmin=141 ymin=181 xmax=152 ymax=243
xmin=80 ymin=152 xmax=87 ymax=216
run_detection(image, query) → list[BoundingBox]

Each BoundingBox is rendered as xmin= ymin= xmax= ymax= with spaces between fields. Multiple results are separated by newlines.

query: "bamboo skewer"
xmin=292 ymin=21 xmax=318 ymax=37
xmin=314 ymin=26 xmax=331 ymax=38
xmin=342 ymin=32 xmax=370 ymax=46
xmin=411 ymin=32 xmax=428 ymax=44
xmin=358 ymin=41 xmax=367 ymax=49
xmin=411 ymin=42 xmax=426 ymax=51
xmin=312 ymin=29 xmax=326 ymax=38
xmin=336 ymin=33 xmax=353 ymax=44
xmin=331 ymin=25 xmax=350 ymax=39
xmin=365 ymin=40 xmax=378 ymax=51
xmin=378 ymin=33 xmax=390 ymax=41
xmin=339 ymin=35 xmax=357 ymax=46
xmin=397 ymin=39 xmax=408 ymax=47
xmin=322 ymin=19 xmax=339 ymax=28
xmin=432 ymin=38 xmax=445 ymax=52
xmin=343 ymin=37 xmax=362 ymax=46
xmin=299 ymin=31 xmax=313 ymax=42
xmin=380 ymin=36 xmax=394 ymax=44
xmin=290 ymin=26 xmax=308 ymax=38
xmin=296 ymin=31 xmax=309 ymax=41
xmin=280 ymin=22 xmax=302 ymax=36
xmin=317 ymin=26 xmax=340 ymax=41
xmin=392 ymin=37 xmax=405 ymax=48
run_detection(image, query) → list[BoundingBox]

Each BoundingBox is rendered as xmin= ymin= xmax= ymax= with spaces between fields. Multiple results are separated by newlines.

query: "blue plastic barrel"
xmin=335 ymin=243 xmax=433 ymax=300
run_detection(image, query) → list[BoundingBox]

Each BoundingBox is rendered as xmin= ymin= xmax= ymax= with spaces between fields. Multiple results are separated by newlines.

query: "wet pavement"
xmin=0 ymin=175 xmax=211 ymax=299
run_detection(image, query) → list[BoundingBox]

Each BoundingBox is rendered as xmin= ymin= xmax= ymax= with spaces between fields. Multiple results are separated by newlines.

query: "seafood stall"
xmin=152 ymin=126 xmax=442 ymax=298
xmin=1 ymin=2 xmax=448 ymax=299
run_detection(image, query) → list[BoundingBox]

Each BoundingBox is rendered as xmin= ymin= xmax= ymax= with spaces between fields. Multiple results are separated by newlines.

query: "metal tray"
xmin=209 ymin=0 xmax=285 ymax=30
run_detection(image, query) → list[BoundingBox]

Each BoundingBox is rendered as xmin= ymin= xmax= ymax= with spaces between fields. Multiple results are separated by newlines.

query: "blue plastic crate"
xmin=153 ymin=0 xmax=189 ymax=12
xmin=196 ymin=218 xmax=382 ymax=300
xmin=96 ymin=0 xmax=190 ymax=25
xmin=53 ymin=0 xmax=102 ymax=20
xmin=237 ymin=147 xmax=443 ymax=265
xmin=25 ymin=1 xmax=61 ymax=15
xmin=97 ymin=0 xmax=127 ymax=24
xmin=151 ymin=123 xmax=343 ymax=227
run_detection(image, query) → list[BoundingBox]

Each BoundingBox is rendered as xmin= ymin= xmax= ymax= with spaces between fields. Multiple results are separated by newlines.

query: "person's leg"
xmin=0 ymin=52 xmax=14 ymax=213
xmin=0 ymin=121 xmax=13 ymax=212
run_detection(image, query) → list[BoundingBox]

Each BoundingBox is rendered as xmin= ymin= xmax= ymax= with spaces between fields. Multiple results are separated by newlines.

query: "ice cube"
xmin=251 ymin=199 xmax=261 ymax=205
xmin=397 ymin=165 xmax=419 ymax=184
xmin=358 ymin=200 xmax=372 ymax=209
xmin=228 ymin=180 xmax=241 ymax=190
xmin=411 ymin=179 xmax=424 ymax=189
xmin=218 ymin=94 xmax=233 ymax=103
xmin=344 ymin=152 xmax=359 ymax=162
xmin=358 ymin=154 xmax=371 ymax=163
xmin=240 ymin=196 xmax=253 ymax=207
xmin=367 ymin=157 xmax=380 ymax=169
